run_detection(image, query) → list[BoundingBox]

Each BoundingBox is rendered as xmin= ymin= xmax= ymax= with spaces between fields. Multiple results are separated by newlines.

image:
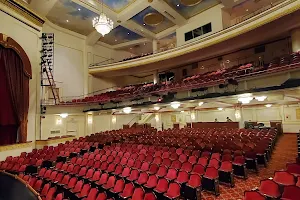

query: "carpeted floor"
xmin=202 ymin=134 xmax=298 ymax=200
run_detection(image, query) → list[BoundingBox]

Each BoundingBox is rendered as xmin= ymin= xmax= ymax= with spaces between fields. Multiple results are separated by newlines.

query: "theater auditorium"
xmin=0 ymin=0 xmax=300 ymax=199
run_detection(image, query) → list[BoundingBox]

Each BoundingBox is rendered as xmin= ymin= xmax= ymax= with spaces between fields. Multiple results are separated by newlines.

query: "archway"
xmin=0 ymin=34 xmax=32 ymax=145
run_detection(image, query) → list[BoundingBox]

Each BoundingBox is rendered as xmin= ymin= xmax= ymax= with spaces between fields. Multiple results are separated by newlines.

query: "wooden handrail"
xmin=0 ymin=171 xmax=42 ymax=200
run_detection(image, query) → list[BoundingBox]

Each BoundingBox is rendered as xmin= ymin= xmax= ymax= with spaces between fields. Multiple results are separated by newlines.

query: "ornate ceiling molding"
xmin=0 ymin=0 xmax=45 ymax=27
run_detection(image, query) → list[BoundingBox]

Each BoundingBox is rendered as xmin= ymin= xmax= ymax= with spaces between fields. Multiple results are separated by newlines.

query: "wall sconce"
xmin=191 ymin=112 xmax=196 ymax=120
xmin=88 ymin=115 xmax=93 ymax=124
xmin=56 ymin=118 xmax=62 ymax=125
xmin=235 ymin=110 xmax=241 ymax=119
xmin=155 ymin=114 xmax=159 ymax=122
xmin=112 ymin=115 xmax=116 ymax=124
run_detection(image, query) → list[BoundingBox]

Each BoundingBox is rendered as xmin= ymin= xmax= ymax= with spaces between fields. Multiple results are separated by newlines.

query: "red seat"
xmin=40 ymin=183 xmax=50 ymax=197
xmin=127 ymin=169 xmax=140 ymax=182
xmin=120 ymin=167 xmax=131 ymax=178
xmin=259 ymin=179 xmax=281 ymax=198
xmin=136 ymin=172 xmax=149 ymax=185
xmin=154 ymin=178 xmax=169 ymax=194
xmin=191 ymin=164 xmax=205 ymax=176
xmin=144 ymin=175 xmax=158 ymax=189
xmin=96 ymin=192 xmax=107 ymax=200
xmin=286 ymin=163 xmax=300 ymax=176
xmin=273 ymin=171 xmax=295 ymax=186
xmin=110 ymin=179 xmax=125 ymax=194
xmin=54 ymin=193 xmax=63 ymax=200
xmin=131 ymin=187 xmax=145 ymax=200
xmin=243 ymin=191 xmax=265 ymax=200
xmin=96 ymin=173 xmax=109 ymax=186
xmin=170 ymin=160 xmax=181 ymax=170
xmin=90 ymin=170 xmax=101 ymax=182
xmin=70 ymin=180 xmax=83 ymax=193
xmin=175 ymin=171 xmax=189 ymax=184
xmin=164 ymin=183 xmax=180 ymax=199
xmin=144 ymin=192 xmax=157 ymax=200
xmin=76 ymin=184 xmax=91 ymax=198
xmin=140 ymin=162 xmax=150 ymax=171
xmin=148 ymin=164 xmax=159 ymax=174
xmin=157 ymin=166 xmax=167 ymax=178
xmin=165 ymin=168 xmax=177 ymax=181
xmin=102 ymin=176 xmax=116 ymax=190
xmin=119 ymin=183 xmax=134 ymax=199
xmin=281 ymin=185 xmax=300 ymax=200
xmin=181 ymin=162 xmax=193 ymax=172
xmin=44 ymin=186 xmax=56 ymax=200
xmin=33 ymin=179 xmax=43 ymax=192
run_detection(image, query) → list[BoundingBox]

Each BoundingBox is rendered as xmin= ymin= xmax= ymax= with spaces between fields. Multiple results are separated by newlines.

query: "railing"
xmin=89 ymin=0 xmax=295 ymax=68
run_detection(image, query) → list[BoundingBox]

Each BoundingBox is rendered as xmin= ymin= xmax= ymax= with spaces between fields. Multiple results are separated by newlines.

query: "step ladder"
xmin=41 ymin=33 xmax=60 ymax=104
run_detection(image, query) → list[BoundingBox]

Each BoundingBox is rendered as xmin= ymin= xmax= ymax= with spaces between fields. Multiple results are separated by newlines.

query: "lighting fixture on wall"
xmin=154 ymin=106 xmax=160 ymax=111
xmin=218 ymin=108 xmax=223 ymax=111
xmin=171 ymin=101 xmax=181 ymax=109
xmin=93 ymin=0 xmax=113 ymax=36
xmin=238 ymin=97 xmax=253 ymax=104
xmin=265 ymin=104 xmax=272 ymax=108
xmin=181 ymin=110 xmax=185 ymax=113
xmin=155 ymin=114 xmax=159 ymax=122
xmin=123 ymin=107 xmax=132 ymax=114
xmin=88 ymin=115 xmax=93 ymax=124
xmin=198 ymin=102 xmax=204 ymax=106
xmin=255 ymin=96 xmax=267 ymax=101
xmin=112 ymin=115 xmax=116 ymax=124
xmin=191 ymin=112 xmax=196 ymax=120
xmin=59 ymin=113 xmax=68 ymax=118
xmin=56 ymin=118 xmax=62 ymax=125
xmin=235 ymin=110 xmax=241 ymax=119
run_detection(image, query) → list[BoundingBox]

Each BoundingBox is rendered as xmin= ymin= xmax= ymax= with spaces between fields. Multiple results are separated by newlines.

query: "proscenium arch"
xmin=0 ymin=33 xmax=32 ymax=79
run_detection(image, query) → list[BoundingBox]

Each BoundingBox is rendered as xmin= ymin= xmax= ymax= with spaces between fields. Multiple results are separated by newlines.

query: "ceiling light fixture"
xmin=177 ymin=4 xmax=180 ymax=7
xmin=143 ymin=23 xmax=146 ymax=26
xmin=66 ymin=20 xmax=69 ymax=22
xmin=218 ymin=108 xmax=223 ymax=111
xmin=181 ymin=110 xmax=185 ymax=113
xmin=59 ymin=113 xmax=68 ymax=118
xmin=238 ymin=97 xmax=253 ymax=104
xmin=93 ymin=0 xmax=113 ymax=36
xmin=171 ymin=101 xmax=180 ymax=109
xmin=265 ymin=104 xmax=272 ymax=108
xmin=198 ymin=102 xmax=204 ymax=106
xmin=154 ymin=106 xmax=160 ymax=111
xmin=123 ymin=107 xmax=132 ymax=114
xmin=78 ymin=8 xmax=81 ymax=11
xmin=255 ymin=96 xmax=267 ymax=101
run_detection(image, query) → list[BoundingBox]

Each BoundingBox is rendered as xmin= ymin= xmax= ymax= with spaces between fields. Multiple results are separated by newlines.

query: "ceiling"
xmin=25 ymin=0 xmax=274 ymax=55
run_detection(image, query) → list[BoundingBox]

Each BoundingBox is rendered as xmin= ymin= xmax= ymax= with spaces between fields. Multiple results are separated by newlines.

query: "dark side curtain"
xmin=0 ymin=47 xmax=29 ymax=145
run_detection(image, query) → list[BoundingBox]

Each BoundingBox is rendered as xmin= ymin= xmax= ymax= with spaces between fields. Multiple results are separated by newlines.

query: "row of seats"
xmin=244 ymin=163 xmax=300 ymax=200
xmin=66 ymin=52 xmax=300 ymax=105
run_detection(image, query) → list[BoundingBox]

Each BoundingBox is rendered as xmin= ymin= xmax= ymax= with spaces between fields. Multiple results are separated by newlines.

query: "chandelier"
xmin=93 ymin=0 xmax=113 ymax=36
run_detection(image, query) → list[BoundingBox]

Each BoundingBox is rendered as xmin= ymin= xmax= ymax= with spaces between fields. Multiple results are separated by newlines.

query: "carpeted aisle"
xmin=202 ymin=134 xmax=298 ymax=200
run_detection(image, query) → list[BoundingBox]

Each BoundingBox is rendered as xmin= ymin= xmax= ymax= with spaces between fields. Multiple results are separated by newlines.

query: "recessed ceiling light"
xmin=181 ymin=110 xmax=185 ymax=113
xmin=246 ymin=9 xmax=249 ymax=12
xmin=198 ymin=102 xmax=204 ymax=106
xmin=154 ymin=106 xmax=160 ymax=111
xmin=143 ymin=23 xmax=146 ymax=26
xmin=128 ymin=32 xmax=130 ymax=35
xmin=265 ymin=104 xmax=272 ymax=108
xmin=66 ymin=20 xmax=69 ymax=22
xmin=78 ymin=8 xmax=81 ymax=11
xmin=130 ymin=47 xmax=132 ymax=49
xmin=177 ymin=4 xmax=180 ymax=7
xmin=218 ymin=108 xmax=223 ymax=111
xmin=115 ymin=39 xmax=117 ymax=41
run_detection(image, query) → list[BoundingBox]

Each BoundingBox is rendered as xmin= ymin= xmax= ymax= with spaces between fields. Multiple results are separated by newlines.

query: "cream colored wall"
xmin=41 ymin=114 xmax=86 ymax=140
xmin=0 ymin=146 xmax=33 ymax=161
xmin=93 ymin=114 xmax=139 ymax=132
xmin=176 ymin=4 xmax=224 ymax=47
xmin=0 ymin=6 xmax=42 ymax=142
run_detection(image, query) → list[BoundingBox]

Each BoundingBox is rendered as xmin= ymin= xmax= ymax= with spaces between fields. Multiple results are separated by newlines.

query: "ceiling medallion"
xmin=143 ymin=12 xmax=164 ymax=26
xmin=180 ymin=0 xmax=203 ymax=7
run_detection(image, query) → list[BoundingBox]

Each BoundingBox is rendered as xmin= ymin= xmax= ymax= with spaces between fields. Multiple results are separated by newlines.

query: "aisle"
xmin=202 ymin=134 xmax=298 ymax=200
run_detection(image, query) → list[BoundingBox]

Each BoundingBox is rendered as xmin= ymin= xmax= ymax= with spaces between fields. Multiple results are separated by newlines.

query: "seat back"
xmin=244 ymin=191 xmax=266 ymax=200
xmin=166 ymin=183 xmax=180 ymax=198
xmin=45 ymin=187 xmax=56 ymax=200
xmin=132 ymin=187 xmax=145 ymax=200
xmin=281 ymin=185 xmax=300 ymax=200
xmin=86 ymin=188 xmax=98 ymax=200
xmin=259 ymin=179 xmax=280 ymax=198
xmin=113 ymin=179 xmax=125 ymax=193
xmin=188 ymin=174 xmax=201 ymax=188
xmin=156 ymin=178 xmax=168 ymax=192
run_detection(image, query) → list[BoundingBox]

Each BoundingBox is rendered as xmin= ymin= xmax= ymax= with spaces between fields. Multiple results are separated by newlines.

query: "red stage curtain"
xmin=0 ymin=47 xmax=29 ymax=145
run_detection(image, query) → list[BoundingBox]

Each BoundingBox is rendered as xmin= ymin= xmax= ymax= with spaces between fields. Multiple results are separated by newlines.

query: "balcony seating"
xmin=65 ymin=52 xmax=300 ymax=105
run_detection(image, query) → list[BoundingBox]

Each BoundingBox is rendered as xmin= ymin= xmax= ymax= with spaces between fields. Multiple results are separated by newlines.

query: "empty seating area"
xmin=243 ymin=163 xmax=300 ymax=200
xmin=0 ymin=127 xmax=285 ymax=199
xmin=65 ymin=52 xmax=300 ymax=105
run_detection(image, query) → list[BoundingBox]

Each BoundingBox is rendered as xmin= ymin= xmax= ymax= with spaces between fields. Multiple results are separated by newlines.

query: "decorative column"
xmin=152 ymin=40 xmax=158 ymax=53
xmin=291 ymin=28 xmax=300 ymax=52
xmin=153 ymin=70 xmax=159 ymax=84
